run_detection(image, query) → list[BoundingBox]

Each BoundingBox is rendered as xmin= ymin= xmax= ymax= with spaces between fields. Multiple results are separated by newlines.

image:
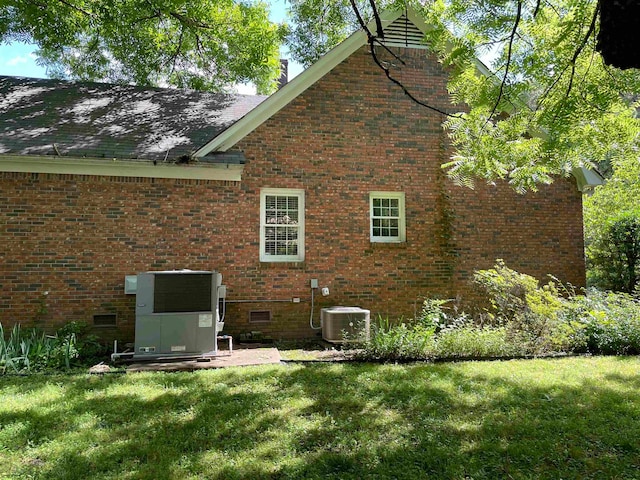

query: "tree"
xmin=285 ymin=0 xmax=640 ymax=191
xmin=585 ymin=156 xmax=640 ymax=293
xmin=0 ymin=0 xmax=287 ymax=93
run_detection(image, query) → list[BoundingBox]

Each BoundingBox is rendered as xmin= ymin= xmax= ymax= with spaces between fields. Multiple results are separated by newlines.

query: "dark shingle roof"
xmin=0 ymin=76 xmax=266 ymax=162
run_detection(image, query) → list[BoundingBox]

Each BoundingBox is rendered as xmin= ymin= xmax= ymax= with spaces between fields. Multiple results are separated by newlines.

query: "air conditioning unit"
xmin=321 ymin=306 xmax=370 ymax=343
xmin=134 ymin=270 xmax=224 ymax=358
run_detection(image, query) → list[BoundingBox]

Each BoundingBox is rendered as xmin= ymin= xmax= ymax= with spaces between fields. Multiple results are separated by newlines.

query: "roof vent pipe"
xmin=277 ymin=59 xmax=288 ymax=90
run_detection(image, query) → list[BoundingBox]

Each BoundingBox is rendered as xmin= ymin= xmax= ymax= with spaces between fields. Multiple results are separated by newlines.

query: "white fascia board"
xmin=194 ymin=9 xmax=408 ymax=156
xmin=572 ymin=166 xmax=604 ymax=192
xmin=0 ymin=155 xmax=243 ymax=181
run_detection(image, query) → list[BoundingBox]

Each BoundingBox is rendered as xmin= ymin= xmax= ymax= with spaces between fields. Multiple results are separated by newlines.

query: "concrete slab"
xmin=126 ymin=347 xmax=281 ymax=372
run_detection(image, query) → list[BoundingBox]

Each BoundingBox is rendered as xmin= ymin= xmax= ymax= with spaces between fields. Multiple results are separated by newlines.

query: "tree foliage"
xmin=286 ymin=0 xmax=640 ymax=191
xmin=585 ymin=156 xmax=640 ymax=293
xmin=0 ymin=0 xmax=286 ymax=93
xmin=286 ymin=0 xmax=365 ymax=67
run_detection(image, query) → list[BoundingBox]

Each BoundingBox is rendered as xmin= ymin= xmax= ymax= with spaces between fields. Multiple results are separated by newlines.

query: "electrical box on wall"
xmin=124 ymin=275 xmax=137 ymax=294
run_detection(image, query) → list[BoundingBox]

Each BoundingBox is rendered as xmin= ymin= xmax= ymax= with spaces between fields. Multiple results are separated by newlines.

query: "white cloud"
xmin=234 ymin=83 xmax=257 ymax=95
xmin=6 ymin=56 xmax=28 ymax=67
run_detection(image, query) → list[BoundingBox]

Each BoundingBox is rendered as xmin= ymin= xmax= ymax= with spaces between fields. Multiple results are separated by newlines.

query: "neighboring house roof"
xmin=0 ymin=75 xmax=265 ymax=163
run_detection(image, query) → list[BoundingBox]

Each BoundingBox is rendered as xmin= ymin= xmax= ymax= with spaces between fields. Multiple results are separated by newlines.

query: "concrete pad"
xmin=126 ymin=347 xmax=281 ymax=372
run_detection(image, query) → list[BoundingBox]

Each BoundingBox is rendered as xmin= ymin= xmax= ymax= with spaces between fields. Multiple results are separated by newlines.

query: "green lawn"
xmin=2 ymin=357 xmax=640 ymax=479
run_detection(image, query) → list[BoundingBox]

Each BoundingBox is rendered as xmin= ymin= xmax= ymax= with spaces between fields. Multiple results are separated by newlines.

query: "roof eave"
xmin=0 ymin=154 xmax=244 ymax=181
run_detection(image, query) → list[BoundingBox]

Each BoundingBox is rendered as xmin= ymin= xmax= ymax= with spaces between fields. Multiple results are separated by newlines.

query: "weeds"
xmin=0 ymin=322 xmax=106 ymax=374
xmin=356 ymin=261 xmax=640 ymax=362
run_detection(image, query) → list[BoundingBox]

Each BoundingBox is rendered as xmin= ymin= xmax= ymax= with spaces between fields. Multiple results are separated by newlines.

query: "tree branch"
xmin=370 ymin=41 xmax=461 ymax=117
xmin=484 ymin=0 xmax=522 ymax=127
xmin=372 ymin=37 xmax=406 ymax=66
xmin=348 ymin=0 xmax=460 ymax=118
xmin=53 ymin=0 xmax=94 ymax=18
xmin=349 ymin=0 xmax=370 ymax=36
xmin=564 ymin=2 xmax=600 ymax=102
xmin=166 ymin=27 xmax=185 ymax=76
xmin=533 ymin=0 xmax=542 ymax=18
xmin=131 ymin=13 xmax=163 ymax=26
xmin=169 ymin=11 xmax=217 ymax=30
xmin=369 ymin=0 xmax=384 ymax=38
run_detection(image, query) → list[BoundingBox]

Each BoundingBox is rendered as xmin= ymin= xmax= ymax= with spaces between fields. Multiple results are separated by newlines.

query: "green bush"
xmin=473 ymin=260 xmax=565 ymax=354
xmin=358 ymin=263 xmax=640 ymax=362
xmin=359 ymin=300 xmax=523 ymax=361
xmin=587 ymin=211 xmax=640 ymax=293
xmin=417 ymin=298 xmax=450 ymax=329
xmin=356 ymin=316 xmax=436 ymax=361
xmin=560 ymin=289 xmax=640 ymax=355
xmin=435 ymin=322 xmax=522 ymax=358
xmin=0 ymin=321 xmax=107 ymax=374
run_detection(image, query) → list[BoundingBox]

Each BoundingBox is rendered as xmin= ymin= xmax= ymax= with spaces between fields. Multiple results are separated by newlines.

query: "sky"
xmin=0 ymin=0 xmax=303 ymax=93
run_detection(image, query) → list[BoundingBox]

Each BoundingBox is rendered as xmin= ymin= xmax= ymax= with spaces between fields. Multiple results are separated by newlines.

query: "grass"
xmin=2 ymin=357 xmax=640 ymax=479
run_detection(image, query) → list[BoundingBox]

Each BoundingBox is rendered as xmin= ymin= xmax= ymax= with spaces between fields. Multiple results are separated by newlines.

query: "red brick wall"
xmin=0 ymin=46 xmax=585 ymax=343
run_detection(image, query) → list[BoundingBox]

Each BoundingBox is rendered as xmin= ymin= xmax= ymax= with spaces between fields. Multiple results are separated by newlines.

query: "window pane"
xmin=265 ymin=224 xmax=299 ymax=257
xmin=371 ymin=194 xmax=403 ymax=240
xmin=262 ymin=191 xmax=304 ymax=260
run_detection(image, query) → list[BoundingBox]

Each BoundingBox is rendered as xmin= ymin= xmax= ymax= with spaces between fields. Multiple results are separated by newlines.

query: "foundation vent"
xmin=93 ymin=313 xmax=117 ymax=327
xmin=249 ymin=310 xmax=271 ymax=323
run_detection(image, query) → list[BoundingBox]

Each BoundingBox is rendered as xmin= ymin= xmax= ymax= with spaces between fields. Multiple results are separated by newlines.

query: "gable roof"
xmin=0 ymin=76 xmax=266 ymax=163
xmin=194 ymin=8 xmax=430 ymax=156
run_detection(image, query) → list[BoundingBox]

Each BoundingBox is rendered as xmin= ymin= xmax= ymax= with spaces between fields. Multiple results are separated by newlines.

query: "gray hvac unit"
xmin=134 ymin=270 xmax=224 ymax=357
xmin=321 ymin=306 xmax=370 ymax=343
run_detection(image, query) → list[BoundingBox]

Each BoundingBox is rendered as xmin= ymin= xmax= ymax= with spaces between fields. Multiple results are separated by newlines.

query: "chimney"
xmin=277 ymin=59 xmax=288 ymax=90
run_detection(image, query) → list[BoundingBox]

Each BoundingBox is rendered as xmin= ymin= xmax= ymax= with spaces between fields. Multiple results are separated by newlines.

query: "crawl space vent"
xmin=249 ymin=310 xmax=271 ymax=323
xmin=93 ymin=313 xmax=117 ymax=327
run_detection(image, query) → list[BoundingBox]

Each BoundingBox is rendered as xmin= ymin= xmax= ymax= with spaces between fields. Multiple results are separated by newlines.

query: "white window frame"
xmin=370 ymin=192 xmax=406 ymax=243
xmin=260 ymin=188 xmax=305 ymax=262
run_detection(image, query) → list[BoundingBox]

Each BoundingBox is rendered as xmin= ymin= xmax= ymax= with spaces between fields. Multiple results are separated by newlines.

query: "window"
xmin=370 ymin=192 xmax=406 ymax=242
xmin=260 ymin=189 xmax=305 ymax=262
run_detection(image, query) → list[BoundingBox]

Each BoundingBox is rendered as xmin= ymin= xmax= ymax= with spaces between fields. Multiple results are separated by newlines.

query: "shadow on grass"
xmin=1 ymin=357 xmax=640 ymax=479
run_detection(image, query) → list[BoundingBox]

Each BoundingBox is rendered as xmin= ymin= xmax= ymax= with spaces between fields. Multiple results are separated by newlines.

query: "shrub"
xmin=358 ymin=263 xmax=640 ymax=362
xmin=0 ymin=321 xmax=107 ymax=374
xmin=417 ymin=298 xmax=451 ymax=330
xmin=560 ymin=289 xmax=640 ymax=355
xmin=587 ymin=211 xmax=640 ymax=293
xmin=473 ymin=260 xmax=565 ymax=354
xmin=356 ymin=316 xmax=436 ymax=361
xmin=434 ymin=322 xmax=523 ymax=358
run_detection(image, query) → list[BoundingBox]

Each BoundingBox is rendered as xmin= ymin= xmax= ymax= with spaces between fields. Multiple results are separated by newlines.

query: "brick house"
xmin=0 ymin=9 xmax=597 ymax=343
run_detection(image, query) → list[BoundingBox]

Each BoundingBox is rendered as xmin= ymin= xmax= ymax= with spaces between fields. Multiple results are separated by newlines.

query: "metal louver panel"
xmin=380 ymin=14 xmax=428 ymax=49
